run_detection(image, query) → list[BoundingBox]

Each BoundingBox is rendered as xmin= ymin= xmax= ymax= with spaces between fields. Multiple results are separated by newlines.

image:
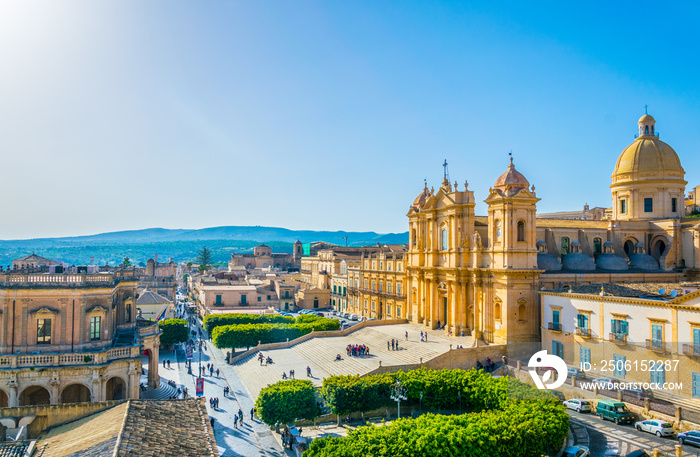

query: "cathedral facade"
xmin=406 ymin=113 xmax=699 ymax=344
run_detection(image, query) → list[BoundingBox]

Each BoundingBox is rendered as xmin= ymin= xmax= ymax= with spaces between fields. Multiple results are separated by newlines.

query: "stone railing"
xmin=0 ymin=273 xmax=136 ymax=287
xmin=138 ymin=324 xmax=161 ymax=337
xmin=0 ymin=346 xmax=140 ymax=369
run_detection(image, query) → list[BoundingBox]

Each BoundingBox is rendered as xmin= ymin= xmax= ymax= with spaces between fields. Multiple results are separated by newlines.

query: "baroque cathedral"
xmin=405 ymin=113 xmax=699 ymax=344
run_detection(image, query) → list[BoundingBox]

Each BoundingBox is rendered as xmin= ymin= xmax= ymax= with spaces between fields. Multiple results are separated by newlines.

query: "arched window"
xmin=412 ymin=229 xmax=417 ymax=247
xmin=441 ymin=229 xmax=449 ymax=251
xmin=518 ymin=304 xmax=526 ymax=321
xmin=623 ymin=239 xmax=636 ymax=256
xmin=494 ymin=301 xmax=502 ymax=321
xmin=495 ymin=219 xmax=502 ymax=241
xmin=645 ymin=125 xmax=649 ymax=134
xmin=517 ymin=220 xmax=525 ymax=242
xmin=561 ymin=237 xmax=570 ymax=256
xmin=593 ymin=238 xmax=602 ymax=255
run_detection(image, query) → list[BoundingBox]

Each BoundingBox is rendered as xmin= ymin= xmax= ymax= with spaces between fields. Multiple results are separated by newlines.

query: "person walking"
xmin=250 ymin=408 xmax=254 ymax=420
xmin=233 ymin=415 xmax=238 ymax=428
xmin=216 ymin=368 xmax=220 ymax=378
xmin=420 ymin=331 xmax=423 ymax=342
xmin=238 ymin=408 xmax=244 ymax=424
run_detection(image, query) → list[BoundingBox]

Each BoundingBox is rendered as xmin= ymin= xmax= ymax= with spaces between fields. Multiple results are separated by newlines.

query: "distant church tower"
xmin=293 ymin=240 xmax=303 ymax=267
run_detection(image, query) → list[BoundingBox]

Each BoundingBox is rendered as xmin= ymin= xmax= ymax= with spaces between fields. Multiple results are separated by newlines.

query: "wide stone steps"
xmin=140 ymin=378 xmax=178 ymax=400
xmin=291 ymin=338 xmax=372 ymax=378
xmin=350 ymin=327 xmax=439 ymax=365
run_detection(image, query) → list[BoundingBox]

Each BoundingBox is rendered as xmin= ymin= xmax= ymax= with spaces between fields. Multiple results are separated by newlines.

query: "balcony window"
xmin=620 ymin=199 xmax=626 ymax=214
xmin=644 ymin=198 xmax=653 ymax=213
xmin=561 ymin=237 xmax=569 ymax=256
xmin=651 ymin=324 xmax=663 ymax=350
xmin=552 ymin=310 xmax=560 ymax=330
xmin=215 ymin=295 xmax=222 ymax=306
xmin=90 ymin=316 xmax=101 ymax=341
xmin=442 ymin=229 xmax=449 ymax=251
xmin=672 ymin=197 xmax=677 ymax=213
xmin=611 ymin=318 xmax=628 ymax=338
xmin=37 ymin=319 xmax=51 ymax=345
xmin=576 ymin=314 xmax=589 ymax=336
xmin=613 ymin=354 xmax=626 ymax=378
xmin=552 ymin=341 xmax=563 ymax=359
xmin=580 ymin=347 xmax=591 ymax=366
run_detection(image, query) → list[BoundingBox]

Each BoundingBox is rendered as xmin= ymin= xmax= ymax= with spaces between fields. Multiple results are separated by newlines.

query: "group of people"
xmin=419 ymin=331 xmax=429 ymax=342
xmin=281 ymin=369 xmax=296 ymax=380
xmin=476 ymin=357 xmax=497 ymax=372
xmin=346 ymin=344 xmax=370 ymax=356
xmin=162 ymin=359 xmax=172 ymax=368
xmin=210 ymin=396 xmax=221 ymax=409
xmin=258 ymin=353 xmax=273 ymax=365
xmin=386 ymin=339 xmax=400 ymax=351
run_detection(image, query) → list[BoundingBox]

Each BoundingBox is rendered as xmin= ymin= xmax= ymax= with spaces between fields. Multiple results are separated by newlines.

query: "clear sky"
xmin=1 ymin=1 xmax=699 ymax=240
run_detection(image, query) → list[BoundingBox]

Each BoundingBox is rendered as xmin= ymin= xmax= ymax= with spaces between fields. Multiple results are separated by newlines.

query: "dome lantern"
xmin=638 ymin=113 xmax=657 ymax=138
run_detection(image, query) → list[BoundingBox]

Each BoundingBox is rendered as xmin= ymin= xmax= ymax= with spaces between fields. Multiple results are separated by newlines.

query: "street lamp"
xmin=390 ymin=380 xmax=407 ymax=419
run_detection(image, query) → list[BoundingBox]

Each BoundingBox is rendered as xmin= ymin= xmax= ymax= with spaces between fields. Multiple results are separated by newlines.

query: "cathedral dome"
xmin=628 ymin=242 xmax=660 ymax=270
xmin=562 ymin=253 xmax=596 ymax=271
xmin=595 ymin=253 xmax=629 ymax=271
xmin=494 ymin=158 xmax=530 ymax=195
xmin=413 ymin=183 xmax=430 ymax=208
xmin=612 ymin=114 xmax=684 ymax=178
xmin=536 ymin=241 xmax=561 ymax=271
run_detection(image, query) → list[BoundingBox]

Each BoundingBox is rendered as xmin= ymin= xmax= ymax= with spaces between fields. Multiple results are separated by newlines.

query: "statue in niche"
xmin=473 ymin=231 xmax=482 ymax=250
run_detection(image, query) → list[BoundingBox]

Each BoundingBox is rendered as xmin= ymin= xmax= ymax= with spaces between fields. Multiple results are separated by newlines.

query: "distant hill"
xmin=0 ymin=226 xmax=409 ymax=267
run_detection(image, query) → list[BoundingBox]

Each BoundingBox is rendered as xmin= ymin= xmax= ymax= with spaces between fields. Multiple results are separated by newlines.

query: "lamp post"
xmin=390 ymin=380 xmax=407 ymax=419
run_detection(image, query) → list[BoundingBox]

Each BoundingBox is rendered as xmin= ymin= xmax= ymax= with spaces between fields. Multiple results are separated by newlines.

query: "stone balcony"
xmin=0 ymin=346 xmax=142 ymax=369
xmin=0 ymin=272 xmax=137 ymax=288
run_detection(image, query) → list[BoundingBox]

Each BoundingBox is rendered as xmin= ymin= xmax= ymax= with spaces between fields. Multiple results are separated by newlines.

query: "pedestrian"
xmin=210 ymin=417 xmax=215 ymax=428
xmin=405 ymin=331 xmax=408 ymax=341
xmin=216 ymin=368 xmax=220 ymax=378
xmin=420 ymin=331 xmax=423 ymax=342
xmin=163 ymin=359 xmax=166 ymax=368
xmin=250 ymin=408 xmax=254 ymax=420
xmin=425 ymin=332 xmax=428 ymax=342
xmin=209 ymin=397 xmax=213 ymax=407
xmin=387 ymin=341 xmax=390 ymax=351
xmin=238 ymin=408 xmax=244 ymax=423
xmin=233 ymin=415 xmax=238 ymax=428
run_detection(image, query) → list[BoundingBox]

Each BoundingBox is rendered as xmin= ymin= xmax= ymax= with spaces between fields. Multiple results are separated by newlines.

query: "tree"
xmin=159 ymin=319 xmax=189 ymax=346
xmin=186 ymin=261 xmax=193 ymax=272
xmin=255 ymin=379 xmax=320 ymax=426
xmin=120 ymin=257 xmax=132 ymax=268
xmin=196 ymin=247 xmax=213 ymax=272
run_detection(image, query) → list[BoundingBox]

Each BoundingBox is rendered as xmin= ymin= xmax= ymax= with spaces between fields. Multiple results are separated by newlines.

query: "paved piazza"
xmin=233 ymin=323 xmax=475 ymax=399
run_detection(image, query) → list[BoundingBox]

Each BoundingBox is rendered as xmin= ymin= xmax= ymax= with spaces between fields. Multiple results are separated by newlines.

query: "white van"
xmin=349 ymin=314 xmax=358 ymax=321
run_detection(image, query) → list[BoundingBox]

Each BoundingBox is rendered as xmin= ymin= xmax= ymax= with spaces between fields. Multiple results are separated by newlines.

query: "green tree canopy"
xmin=255 ymin=379 xmax=320 ymax=426
xmin=159 ymin=318 xmax=189 ymax=346
xmin=120 ymin=257 xmax=132 ymax=268
xmin=196 ymin=246 xmax=213 ymax=272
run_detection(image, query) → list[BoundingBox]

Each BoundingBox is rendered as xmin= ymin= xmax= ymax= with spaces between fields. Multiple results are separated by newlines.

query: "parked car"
xmin=341 ymin=322 xmax=351 ymax=330
xmin=543 ymin=390 xmax=565 ymax=401
xmin=677 ymin=430 xmax=700 ymax=446
xmin=623 ymin=385 xmax=654 ymax=399
xmin=623 ymin=452 xmax=650 ymax=457
xmin=563 ymin=399 xmax=593 ymax=413
xmin=349 ymin=314 xmax=358 ymax=321
xmin=562 ymin=446 xmax=590 ymax=457
xmin=592 ymin=377 xmax=616 ymax=389
xmin=340 ymin=312 xmax=348 ymax=319
xmin=567 ymin=367 xmax=585 ymax=379
xmin=596 ymin=400 xmax=635 ymax=424
xmin=330 ymin=310 xmax=337 ymax=315
xmin=635 ymin=419 xmax=674 ymax=437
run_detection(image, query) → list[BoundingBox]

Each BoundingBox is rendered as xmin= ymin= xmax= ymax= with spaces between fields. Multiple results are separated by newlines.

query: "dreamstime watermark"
xmin=528 ymin=350 xmax=567 ymax=390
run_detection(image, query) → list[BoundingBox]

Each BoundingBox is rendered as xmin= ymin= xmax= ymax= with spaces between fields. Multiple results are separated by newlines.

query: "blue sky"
xmin=1 ymin=1 xmax=699 ymax=239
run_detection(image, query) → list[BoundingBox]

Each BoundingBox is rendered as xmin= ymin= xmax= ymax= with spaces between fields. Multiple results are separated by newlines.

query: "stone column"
xmin=128 ymin=362 xmax=140 ymax=399
xmin=49 ymin=372 xmax=60 ymax=405
xmin=450 ymin=282 xmax=458 ymax=331
xmin=7 ymin=379 xmax=18 ymax=408
xmin=91 ymin=370 xmax=102 ymax=402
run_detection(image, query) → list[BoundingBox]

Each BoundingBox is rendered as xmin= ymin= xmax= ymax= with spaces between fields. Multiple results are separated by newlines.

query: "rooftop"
xmin=545 ymin=282 xmax=699 ymax=299
xmin=36 ymin=399 xmax=218 ymax=457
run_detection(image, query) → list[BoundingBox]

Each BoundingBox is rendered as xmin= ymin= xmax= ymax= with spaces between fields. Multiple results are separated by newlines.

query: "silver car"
xmin=563 ymin=399 xmax=593 ymax=413
xmin=635 ymin=420 xmax=674 ymax=437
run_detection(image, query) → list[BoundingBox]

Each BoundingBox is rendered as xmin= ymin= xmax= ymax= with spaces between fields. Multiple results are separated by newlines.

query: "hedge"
xmin=211 ymin=316 xmax=340 ymax=349
xmin=203 ymin=313 xmax=294 ymax=333
xmin=305 ymin=401 xmax=568 ymax=457
xmin=308 ymin=369 xmax=568 ymax=457
xmin=255 ymin=379 xmax=321 ymax=426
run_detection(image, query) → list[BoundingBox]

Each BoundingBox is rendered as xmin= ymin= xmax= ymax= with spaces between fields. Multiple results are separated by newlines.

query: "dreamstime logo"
xmin=528 ymin=350 xmax=567 ymax=390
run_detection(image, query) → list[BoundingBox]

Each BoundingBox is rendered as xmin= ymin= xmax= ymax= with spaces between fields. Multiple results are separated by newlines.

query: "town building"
xmin=228 ymin=243 xmax=301 ymax=271
xmin=347 ymin=246 xmax=407 ymax=320
xmin=540 ymin=282 xmax=700 ymax=398
xmin=0 ymin=270 xmax=161 ymax=407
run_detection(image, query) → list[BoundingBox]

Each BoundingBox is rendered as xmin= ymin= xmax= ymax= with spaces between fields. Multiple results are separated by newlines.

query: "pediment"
xmin=30 ymin=307 xmax=59 ymax=315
